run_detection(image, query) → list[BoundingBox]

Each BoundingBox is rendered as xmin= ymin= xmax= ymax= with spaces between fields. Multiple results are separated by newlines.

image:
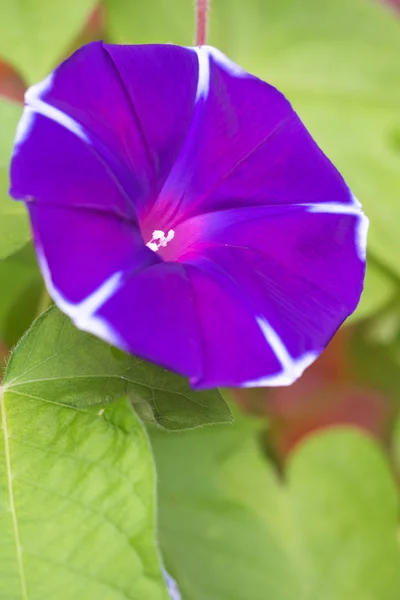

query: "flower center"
xmin=146 ymin=229 xmax=175 ymax=252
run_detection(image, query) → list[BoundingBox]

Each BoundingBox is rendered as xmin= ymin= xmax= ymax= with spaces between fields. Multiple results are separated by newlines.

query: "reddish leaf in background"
xmin=0 ymin=340 xmax=9 ymax=372
xmin=72 ymin=3 xmax=105 ymax=48
xmin=385 ymin=0 xmax=400 ymax=12
xmin=0 ymin=59 xmax=26 ymax=104
xmin=233 ymin=328 xmax=395 ymax=465
xmin=0 ymin=3 xmax=104 ymax=106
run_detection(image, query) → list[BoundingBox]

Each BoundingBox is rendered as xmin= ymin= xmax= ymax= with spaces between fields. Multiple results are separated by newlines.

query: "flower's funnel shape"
xmin=9 ymin=42 xmax=367 ymax=389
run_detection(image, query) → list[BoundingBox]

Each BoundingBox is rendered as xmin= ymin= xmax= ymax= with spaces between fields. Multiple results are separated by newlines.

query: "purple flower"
xmin=9 ymin=42 xmax=367 ymax=389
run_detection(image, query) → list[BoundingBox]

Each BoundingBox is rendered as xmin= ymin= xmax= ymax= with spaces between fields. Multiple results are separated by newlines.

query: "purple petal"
xmin=151 ymin=47 xmax=354 ymax=226
xmin=104 ymin=42 xmax=199 ymax=205
xmin=9 ymin=43 xmax=368 ymax=389
xmin=180 ymin=203 xmax=366 ymax=302
xmin=180 ymin=205 xmax=366 ymax=387
xmin=31 ymin=201 xmax=201 ymax=377
xmin=185 ymin=261 xmax=282 ymax=388
xmin=11 ymin=112 xmax=138 ymax=221
xmin=12 ymin=42 xmax=199 ymax=219
xmin=95 ymin=263 xmax=202 ymax=379
xmin=28 ymin=203 xmax=158 ymax=304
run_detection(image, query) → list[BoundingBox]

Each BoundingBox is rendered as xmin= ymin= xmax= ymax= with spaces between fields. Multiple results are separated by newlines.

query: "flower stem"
xmin=196 ymin=0 xmax=209 ymax=46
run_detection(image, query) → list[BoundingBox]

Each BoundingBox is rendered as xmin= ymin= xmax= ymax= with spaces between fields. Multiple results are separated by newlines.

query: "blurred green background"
xmin=0 ymin=1 xmax=400 ymax=598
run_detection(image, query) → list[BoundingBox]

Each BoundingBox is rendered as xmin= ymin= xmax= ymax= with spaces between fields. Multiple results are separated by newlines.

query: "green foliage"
xmin=287 ymin=430 xmax=400 ymax=600
xmin=153 ymin=415 xmax=400 ymax=600
xmin=152 ymin=414 xmax=300 ymax=600
xmin=351 ymin=313 xmax=400 ymax=399
xmin=0 ymin=323 xmax=170 ymax=599
xmin=0 ymin=0 xmax=98 ymax=84
xmin=391 ymin=415 xmax=400 ymax=475
xmin=0 ymin=100 xmax=30 ymax=260
xmin=349 ymin=260 xmax=396 ymax=323
xmin=0 ymin=2 xmax=400 ymax=598
xmin=5 ymin=307 xmax=232 ymax=430
xmin=0 ymin=244 xmax=42 ymax=350
xmin=104 ymin=0 xmax=192 ymax=46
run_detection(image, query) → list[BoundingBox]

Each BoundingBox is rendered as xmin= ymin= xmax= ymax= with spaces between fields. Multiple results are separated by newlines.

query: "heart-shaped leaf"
xmin=153 ymin=412 xmax=400 ymax=599
xmin=0 ymin=316 xmax=172 ymax=599
xmin=5 ymin=307 xmax=233 ymax=430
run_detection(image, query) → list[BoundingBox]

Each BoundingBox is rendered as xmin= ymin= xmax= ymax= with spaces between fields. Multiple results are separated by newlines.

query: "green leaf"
xmin=350 ymin=312 xmax=400 ymax=401
xmin=0 ymin=334 xmax=170 ymax=598
xmin=5 ymin=307 xmax=232 ymax=430
xmin=0 ymin=0 xmax=98 ymax=84
xmin=391 ymin=414 xmax=400 ymax=476
xmin=153 ymin=415 xmax=400 ymax=600
xmin=349 ymin=258 xmax=397 ymax=323
xmin=0 ymin=243 xmax=42 ymax=349
xmin=0 ymin=99 xmax=30 ymax=260
xmin=286 ymin=429 xmax=400 ymax=600
xmin=152 ymin=414 xmax=301 ymax=600
xmin=104 ymin=0 xmax=192 ymax=46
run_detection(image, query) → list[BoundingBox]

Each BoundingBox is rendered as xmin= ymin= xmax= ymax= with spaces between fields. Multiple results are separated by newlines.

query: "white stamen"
xmin=146 ymin=229 xmax=175 ymax=252
xmin=152 ymin=230 xmax=165 ymax=241
xmin=147 ymin=241 xmax=159 ymax=252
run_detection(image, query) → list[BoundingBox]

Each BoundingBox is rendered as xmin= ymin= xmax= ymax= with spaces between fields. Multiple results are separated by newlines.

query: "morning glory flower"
xmin=9 ymin=42 xmax=367 ymax=389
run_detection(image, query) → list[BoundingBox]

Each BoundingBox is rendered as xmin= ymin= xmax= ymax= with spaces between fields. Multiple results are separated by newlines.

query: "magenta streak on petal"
xmin=13 ymin=108 xmax=138 ymax=224
xmin=25 ymin=104 xmax=137 ymax=222
xmin=103 ymin=43 xmax=200 ymax=221
xmin=139 ymin=46 xmax=211 ymax=239
xmin=15 ymin=72 xmax=140 ymax=223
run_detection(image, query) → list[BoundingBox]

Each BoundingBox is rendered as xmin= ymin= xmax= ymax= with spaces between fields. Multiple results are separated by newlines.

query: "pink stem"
xmin=196 ymin=0 xmax=209 ymax=46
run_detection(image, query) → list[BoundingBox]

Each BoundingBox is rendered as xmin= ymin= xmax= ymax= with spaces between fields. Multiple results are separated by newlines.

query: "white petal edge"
xmin=244 ymin=194 xmax=368 ymax=387
xmin=204 ymin=45 xmax=249 ymax=78
xmin=192 ymin=45 xmax=210 ymax=101
xmin=26 ymin=73 xmax=89 ymax=143
xmin=36 ymin=245 xmax=127 ymax=351
xmin=163 ymin=569 xmax=182 ymax=600
xmin=302 ymin=201 xmax=369 ymax=262
xmin=242 ymin=316 xmax=319 ymax=387
xmin=13 ymin=72 xmax=90 ymax=159
xmin=155 ymin=46 xmax=211 ymax=218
